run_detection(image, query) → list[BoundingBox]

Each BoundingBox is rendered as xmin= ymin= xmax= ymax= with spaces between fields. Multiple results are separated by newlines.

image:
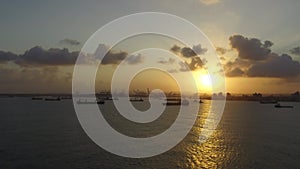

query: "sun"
xmin=193 ymin=71 xmax=212 ymax=92
xmin=200 ymin=74 xmax=212 ymax=88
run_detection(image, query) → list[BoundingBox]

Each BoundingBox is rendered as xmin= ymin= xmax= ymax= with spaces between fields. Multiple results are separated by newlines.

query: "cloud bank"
xmin=290 ymin=46 xmax=300 ymax=56
xmin=225 ymin=35 xmax=300 ymax=79
xmin=229 ymin=35 xmax=273 ymax=60
xmin=0 ymin=44 xmax=143 ymax=67
xmin=15 ymin=46 xmax=79 ymax=66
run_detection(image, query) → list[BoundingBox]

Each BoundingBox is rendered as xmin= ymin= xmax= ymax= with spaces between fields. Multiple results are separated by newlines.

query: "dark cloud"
xmin=263 ymin=40 xmax=273 ymax=48
xmin=247 ymin=53 xmax=300 ymax=78
xmin=170 ymin=45 xmax=181 ymax=53
xmin=170 ymin=44 xmax=207 ymax=58
xmin=168 ymin=44 xmax=207 ymax=72
xmin=94 ymin=44 xmax=133 ymax=65
xmin=188 ymin=57 xmax=205 ymax=70
xmin=126 ymin=54 xmax=143 ymax=65
xmin=229 ymin=35 xmax=272 ymax=60
xmin=290 ymin=46 xmax=300 ymax=55
xmin=225 ymin=35 xmax=300 ymax=79
xmin=179 ymin=57 xmax=205 ymax=72
xmin=226 ymin=67 xmax=244 ymax=77
xmin=59 ymin=38 xmax=80 ymax=46
xmin=192 ymin=44 xmax=207 ymax=55
xmin=181 ymin=47 xmax=197 ymax=57
xmin=226 ymin=58 xmax=252 ymax=68
xmin=158 ymin=58 xmax=175 ymax=64
xmin=101 ymin=51 xmax=128 ymax=65
xmin=15 ymin=46 xmax=78 ymax=66
xmin=0 ymin=44 xmax=145 ymax=67
xmin=0 ymin=51 xmax=18 ymax=62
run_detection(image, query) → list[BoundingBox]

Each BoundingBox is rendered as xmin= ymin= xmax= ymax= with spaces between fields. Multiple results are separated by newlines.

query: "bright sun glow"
xmin=200 ymin=74 xmax=212 ymax=87
xmin=194 ymin=71 xmax=213 ymax=92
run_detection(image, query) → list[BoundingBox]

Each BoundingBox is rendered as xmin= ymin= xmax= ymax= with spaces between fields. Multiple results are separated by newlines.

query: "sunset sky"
xmin=0 ymin=0 xmax=300 ymax=94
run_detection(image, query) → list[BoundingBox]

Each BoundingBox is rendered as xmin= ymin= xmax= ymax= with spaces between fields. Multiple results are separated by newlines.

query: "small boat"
xmin=103 ymin=97 xmax=118 ymax=100
xmin=96 ymin=100 xmax=105 ymax=104
xmin=32 ymin=97 xmax=43 ymax=100
xmin=166 ymin=98 xmax=181 ymax=101
xmin=44 ymin=97 xmax=61 ymax=101
xmin=274 ymin=103 xmax=293 ymax=108
xmin=260 ymin=100 xmax=278 ymax=104
xmin=163 ymin=101 xmax=181 ymax=106
xmin=77 ymin=99 xmax=105 ymax=104
xmin=163 ymin=99 xmax=189 ymax=106
xmin=130 ymin=98 xmax=144 ymax=102
xmin=60 ymin=96 xmax=72 ymax=100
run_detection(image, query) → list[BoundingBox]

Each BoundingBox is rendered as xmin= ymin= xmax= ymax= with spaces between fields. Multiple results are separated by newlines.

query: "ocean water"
xmin=0 ymin=97 xmax=300 ymax=169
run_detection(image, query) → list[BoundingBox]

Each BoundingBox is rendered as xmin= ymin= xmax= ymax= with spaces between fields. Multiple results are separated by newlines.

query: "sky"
xmin=0 ymin=0 xmax=300 ymax=94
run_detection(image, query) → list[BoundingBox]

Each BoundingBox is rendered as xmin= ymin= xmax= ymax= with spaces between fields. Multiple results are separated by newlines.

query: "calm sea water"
xmin=0 ymin=97 xmax=300 ymax=169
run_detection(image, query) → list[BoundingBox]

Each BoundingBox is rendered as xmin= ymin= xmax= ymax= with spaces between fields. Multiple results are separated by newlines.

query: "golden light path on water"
xmin=99 ymin=99 xmax=242 ymax=168
xmin=172 ymin=100 xmax=245 ymax=169
xmin=176 ymin=101 xmax=226 ymax=168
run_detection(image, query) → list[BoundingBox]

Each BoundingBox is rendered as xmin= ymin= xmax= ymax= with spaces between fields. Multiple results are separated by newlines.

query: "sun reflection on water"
xmin=176 ymin=100 xmax=237 ymax=169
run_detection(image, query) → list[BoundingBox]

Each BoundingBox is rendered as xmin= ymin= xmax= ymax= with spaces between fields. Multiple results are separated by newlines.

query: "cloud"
xmin=170 ymin=45 xmax=181 ymax=53
xmin=15 ymin=46 xmax=79 ymax=66
xmin=225 ymin=35 xmax=300 ymax=79
xmin=179 ymin=61 xmax=190 ymax=72
xmin=247 ymin=53 xmax=300 ymax=78
xmin=219 ymin=56 xmax=226 ymax=61
xmin=0 ymin=44 xmax=146 ymax=67
xmin=216 ymin=47 xmax=228 ymax=55
xmin=125 ymin=54 xmax=144 ymax=65
xmin=229 ymin=35 xmax=272 ymax=60
xmin=226 ymin=67 xmax=244 ymax=77
xmin=290 ymin=46 xmax=300 ymax=55
xmin=225 ymin=58 xmax=252 ymax=69
xmin=188 ymin=57 xmax=205 ymax=70
xmin=169 ymin=44 xmax=207 ymax=72
xmin=158 ymin=58 xmax=176 ymax=64
xmin=192 ymin=44 xmax=208 ymax=55
xmin=94 ymin=44 xmax=138 ymax=65
xmin=101 ymin=51 xmax=128 ymax=65
xmin=0 ymin=50 xmax=18 ymax=62
xmin=181 ymin=47 xmax=197 ymax=57
xmin=167 ymin=69 xmax=178 ymax=73
xmin=170 ymin=44 xmax=207 ymax=58
xmin=199 ymin=0 xmax=220 ymax=5
xmin=178 ymin=57 xmax=205 ymax=72
xmin=59 ymin=38 xmax=80 ymax=46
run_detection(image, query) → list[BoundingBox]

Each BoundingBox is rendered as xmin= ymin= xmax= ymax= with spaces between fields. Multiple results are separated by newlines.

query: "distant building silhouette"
xmin=292 ymin=91 xmax=300 ymax=97
xmin=252 ymin=92 xmax=262 ymax=97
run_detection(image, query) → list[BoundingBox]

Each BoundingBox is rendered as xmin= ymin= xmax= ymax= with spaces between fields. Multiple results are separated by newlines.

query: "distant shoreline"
xmin=1 ymin=93 xmax=299 ymax=102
